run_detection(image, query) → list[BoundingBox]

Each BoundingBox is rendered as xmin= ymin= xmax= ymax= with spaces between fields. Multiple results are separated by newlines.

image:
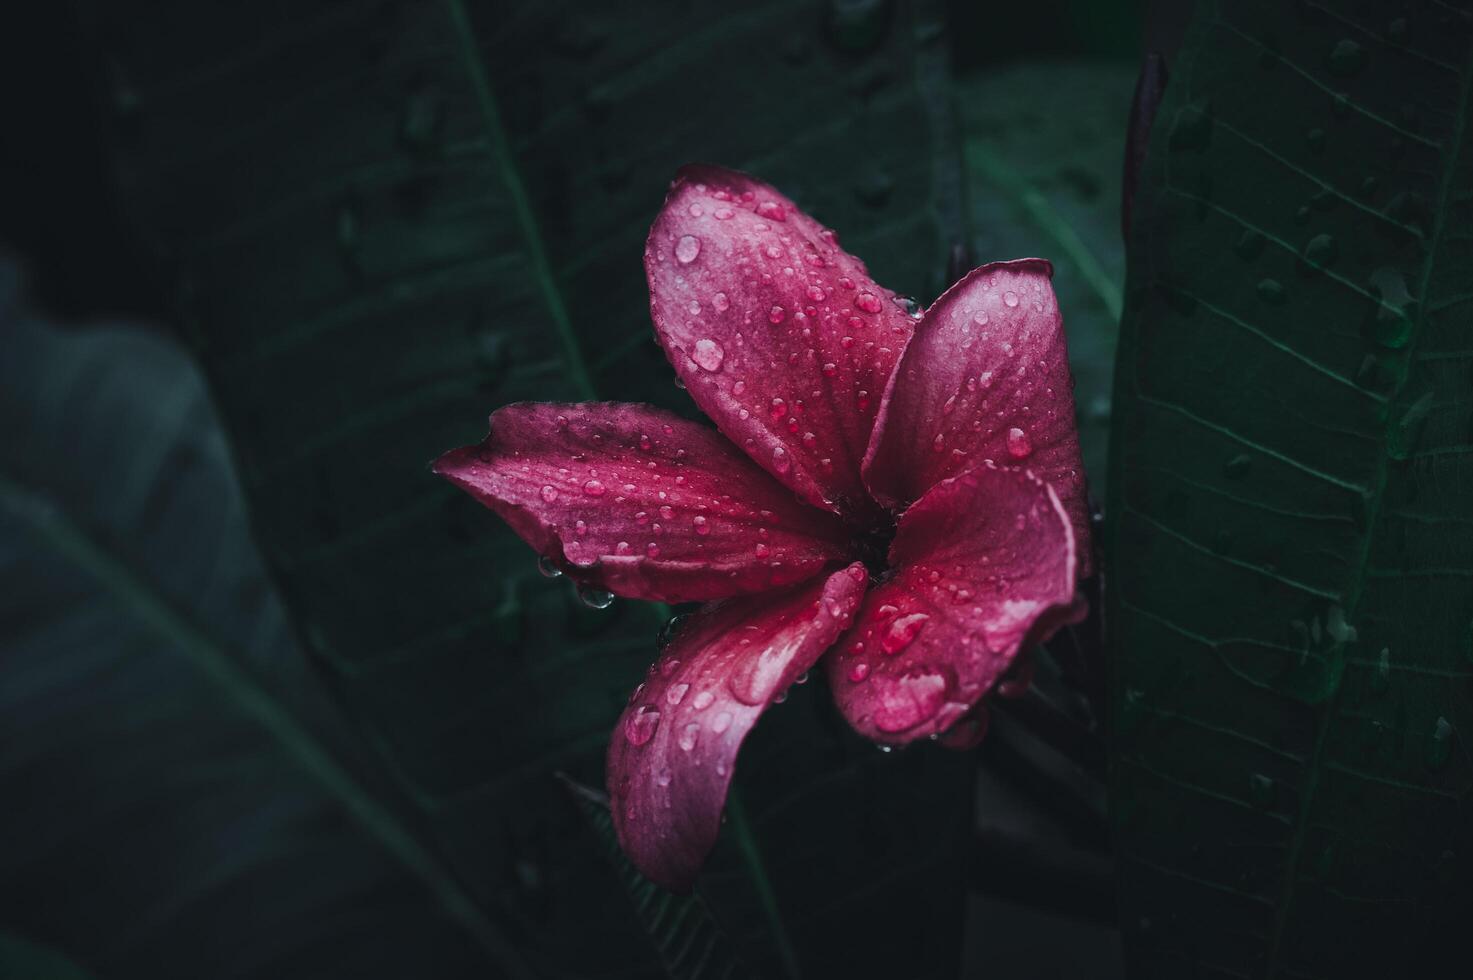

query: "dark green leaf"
xmin=1107 ymin=2 xmax=1473 ymax=976
xmin=959 ymin=61 xmax=1134 ymax=489
xmin=562 ymin=776 xmax=755 ymax=980
xmin=0 ymin=933 xmax=96 ymax=980
xmin=0 ymin=269 xmax=522 ymax=979
xmin=99 ymin=1 xmax=969 ymax=975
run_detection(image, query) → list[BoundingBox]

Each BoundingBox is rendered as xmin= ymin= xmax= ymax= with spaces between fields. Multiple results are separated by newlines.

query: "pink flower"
xmin=435 ymin=165 xmax=1091 ymax=890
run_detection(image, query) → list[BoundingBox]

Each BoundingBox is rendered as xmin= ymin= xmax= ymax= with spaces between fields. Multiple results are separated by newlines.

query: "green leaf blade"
xmin=1108 ymin=2 xmax=1473 ymax=977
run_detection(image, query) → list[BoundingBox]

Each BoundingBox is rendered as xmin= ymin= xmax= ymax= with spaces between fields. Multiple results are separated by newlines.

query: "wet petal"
xmin=826 ymin=463 xmax=1082 ymax=744
xmin=645 ymin=164 xmax=915 ymax=521
xmin=864 ymin=259 xmax=1092 ymax=573
xmin=434 ymin=402 xmax=850 ymax=603
xmin=608 ymin=564 xmax=869 ymax=890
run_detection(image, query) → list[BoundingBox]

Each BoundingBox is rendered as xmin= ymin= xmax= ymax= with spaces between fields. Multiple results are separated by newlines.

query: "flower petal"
xmin=826 ymin=463 xmax=1082 ymax=744
xmin=863 ymin=259 xmax=1092 ymax=573
xmin=608 ymin=563 xmax=869 ymax=891
xmin=645 ymin=164 xmax=915 ymax=520
xmin=434 ymin=402 xmax=851 ymax=603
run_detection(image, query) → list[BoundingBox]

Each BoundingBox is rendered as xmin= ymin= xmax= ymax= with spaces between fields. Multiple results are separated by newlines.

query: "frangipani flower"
xmin=435 ymin=165 xmax=1091 ymax=890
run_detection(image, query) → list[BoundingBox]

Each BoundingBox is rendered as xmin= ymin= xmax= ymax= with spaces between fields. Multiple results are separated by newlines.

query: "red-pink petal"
xmin=863 ymin=259 xmax=1092 ymax=573
xmin=645 ymin=164 xmax=915 ymax=520
xmin=434 ymin=402 xmax=851 ymax=603
xmin=826 ymin=463 xmax=1082 ymax=744
xmin=608 ymin=563 xmax=869 ymax=891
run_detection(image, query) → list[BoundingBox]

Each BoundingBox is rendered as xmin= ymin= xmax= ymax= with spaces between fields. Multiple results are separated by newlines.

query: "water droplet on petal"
xmin=1006 ymin=427 xmax=1033 ymax=459
xmin=582 ymin=479 xmax=606 ymax=496
xmin=537 ymin=554 xmax=563 ymax=578
xmin=1003 ymin=290 xmax=1019 ymax=308
xmin=871 ymin=666 xmax=949 ymax=733
xmin=624 ymin=705 xmax=660 ymax=745
xmin=713 ymin=291 xmax=730 ymax=312
xmin=848 ymin=662 xmax=871 ymax=682
xmin=675 ymin=234 xmax=701 ymax=264
xmin=693 ymin=515 xmax=710 ymax=535
xmin=768 ymin=304 xmax=788 ymax=324
xmin=756 ymin=200 xmax=787 ymax=222
xmin=667 ymin=682 xmax=689 ymax=705
xmin=881 ymin=613 xmax=930 ymax=654
xmin=711 ymin=711 xmax=733 ymax=733
xmin=577 ymin=584 xmax=615 ymax=609
xmin=692 ymin=338 xmax=725 ymax=371
xmin=692 ymin=690 xmax=715 ymax=710
xmin=771 ymin=446 xmax=791 ymax=473
xmin=540 ymin=484 xmax=558 ymax=502
xmin=855 ymin=291 xmax=883 ymax=314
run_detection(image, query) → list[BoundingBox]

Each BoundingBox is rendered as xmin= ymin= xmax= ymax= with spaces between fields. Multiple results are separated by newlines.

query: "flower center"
xmin=852 ymin=515 xmax=897 ymax=578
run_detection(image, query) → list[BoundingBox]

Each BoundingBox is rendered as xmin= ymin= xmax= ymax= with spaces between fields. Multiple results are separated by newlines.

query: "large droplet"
xmin=1006 ymin=426 xmax=1032 ymax=459
xmin=582 ymin=479 xmax=606 ymax=496
xmin=729 ymin=644 xmax=790 ymax=705
xmin=881 ymin=613 xmax=930 ymax=655
xmin=871 ymin=666 xmax=949 ymax=733
xmin=675 ymin=234 xmax=702 ymax=264
xmin=539 ymin=484 xmax=559 ymax=503
xmin=855 ymin=292 xmax=883 ymax=314
xmin=537 ymin=554 xmax=563 ymax=579
xmin=692 ymin=338 xmax=725 ymax=371
xmin=771 ymin=446 xmax=792 ymax=473
xmin=624 ymin=705 xmax=660 ymax=745
xmin=577 ymin=584 xmax=615 ymax=609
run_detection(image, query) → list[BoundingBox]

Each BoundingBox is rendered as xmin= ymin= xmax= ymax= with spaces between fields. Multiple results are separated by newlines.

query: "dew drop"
xmin=768 ymin=304 xmax=788 ymax=325
xmin=711 ymin=711 xmax=733 ymax=734
xmin=1006 ymin=426 xmax=1033 ymax=459
xmin=756 ymin=200 xmax=786 ymax=222
xmin=667 ymin=682 xmax=690 ymax=706
xmin=582 ymin=479 xmax=606 ymax=496
xmin=1003 ymin=290 xmax=1019 ymax=308
xmin=624 ymin=705 xmax=660 ymax=745
xmin=848 ymin=662 xmax=871 ymax=682
xmin=539 ymin=484 xmax=558 ymax=502
xmin=692 ymin=690 xmax=715 ymax=710
xmin=693 ymin=515 xmax=710 ymax=535
xmin=712 ymin=291 xmax=730 ymax=312
xmin=537 ymin=555 xmax=563 ymax=578
xmin=854 ymin=292 xmax=883 ymax=314
xmin=871 ymin=666 xmax=948 ymax=732
xmin=881 ymin=613 xmax=930 ymax=654
xmin=692 ymin=338 xmax=725 ymax=371
xmin=675 ymin=234 xmax=701 ymax=264
xmin=771 ymin=446 xmax=791 ymax=474
xmin=576 ymin=584 xmax=615 ymax=609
